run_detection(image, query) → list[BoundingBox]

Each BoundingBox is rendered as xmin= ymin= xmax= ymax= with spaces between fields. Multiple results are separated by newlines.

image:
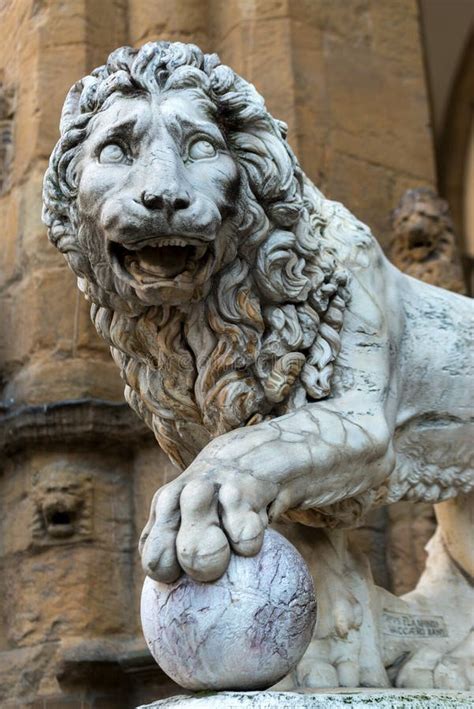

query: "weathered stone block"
xmin=0 ymin=186 xmax=21 ymax=288
xmin=4 ymin=357 xmax=124 ymax=405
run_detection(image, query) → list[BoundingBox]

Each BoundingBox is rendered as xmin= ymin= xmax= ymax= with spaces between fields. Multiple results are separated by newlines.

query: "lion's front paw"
xmin=139 ymin=461 xmax=279 ymax=583
xmin=273 ymin=531 xmax=389 ymax=691
xmin=291 ymin=592 xmax=382 ymax=689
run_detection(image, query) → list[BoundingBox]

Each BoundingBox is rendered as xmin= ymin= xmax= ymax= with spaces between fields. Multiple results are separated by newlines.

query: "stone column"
xmin=0 ymin=2 xmax=149 ymax=707
xmin=207 ymin=0 xmax=436 ymax=246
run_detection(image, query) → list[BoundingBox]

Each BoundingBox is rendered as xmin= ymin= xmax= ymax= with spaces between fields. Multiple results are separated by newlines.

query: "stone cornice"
xmin=0 ymin=398 xmax=153 ymax=455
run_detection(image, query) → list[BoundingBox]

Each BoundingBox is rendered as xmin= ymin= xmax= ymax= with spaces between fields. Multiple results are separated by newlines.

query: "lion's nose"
xmin=141 ymin=189 xmax=191 ymax=212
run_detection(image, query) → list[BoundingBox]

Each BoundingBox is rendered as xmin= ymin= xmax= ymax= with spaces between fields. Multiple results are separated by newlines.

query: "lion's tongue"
xmin=126 ymin=244 xmax=192 ymax=280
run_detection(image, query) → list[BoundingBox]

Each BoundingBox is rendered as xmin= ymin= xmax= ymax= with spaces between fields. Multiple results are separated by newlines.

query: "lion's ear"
xmin=275 ymin=119 xmax=288 ymax=139
xmin=60 ymin=75 xmax=100 ymax=133
xmin=60 ymin=80 xmax=84 ymax=133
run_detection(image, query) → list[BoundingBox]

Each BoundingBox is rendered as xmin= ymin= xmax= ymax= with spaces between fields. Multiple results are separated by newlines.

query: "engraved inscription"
xmin=383 ymin=610 xmax=448 ymax=638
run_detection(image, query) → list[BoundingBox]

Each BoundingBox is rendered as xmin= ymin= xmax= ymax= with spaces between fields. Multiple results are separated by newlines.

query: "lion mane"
xmin=43 ymin=41 xmax=370 ymax=471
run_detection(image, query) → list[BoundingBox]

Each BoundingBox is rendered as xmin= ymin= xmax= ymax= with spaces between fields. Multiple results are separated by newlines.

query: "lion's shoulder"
xmin=304 ymin=178 xmax=383 ymax=273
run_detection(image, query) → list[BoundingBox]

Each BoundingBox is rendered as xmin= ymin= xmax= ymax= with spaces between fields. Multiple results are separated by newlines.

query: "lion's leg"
xmin=273 ymin=525 xmax=390 ymax=689
xmin=392 ymin=491 xmax=474 ymax=690
xmin=281 ymin=494 xmax=474 ymax=691
xmin=140 ymin=401 xmax=395 ymax=583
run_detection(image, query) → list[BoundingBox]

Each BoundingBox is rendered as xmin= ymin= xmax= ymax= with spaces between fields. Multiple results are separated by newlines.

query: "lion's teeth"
xmin=137 ymin=237 xmax=207 ymax=249
xmin=121 ymin=239 xmax=210 ymax=284
xmin=157 ymin=238 xmax=187 ymax=247
xmin=194 ymin=245 xmax=207 ymax=259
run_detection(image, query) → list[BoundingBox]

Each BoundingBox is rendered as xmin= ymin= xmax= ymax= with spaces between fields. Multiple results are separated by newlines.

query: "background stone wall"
xmin=0 ymin=1 xmax=452 ymax=707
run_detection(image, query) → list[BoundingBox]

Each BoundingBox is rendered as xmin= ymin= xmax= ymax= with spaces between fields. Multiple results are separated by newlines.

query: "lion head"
xmin=43 ymin=41 xmax=355 ymax=469
xmin=32 ymin=464 xmax=92 ymax=542
xmin=389 ymin=188 xmax=466 ymax=294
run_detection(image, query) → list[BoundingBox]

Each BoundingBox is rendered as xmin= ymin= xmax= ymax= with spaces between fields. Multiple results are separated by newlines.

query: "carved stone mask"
xmin=32 ymin=466 xmax=92 ymax=543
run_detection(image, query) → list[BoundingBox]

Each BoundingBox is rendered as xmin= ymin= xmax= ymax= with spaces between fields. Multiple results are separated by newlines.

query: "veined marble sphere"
xmin=141 ymin=529 xmax=317 ymax=690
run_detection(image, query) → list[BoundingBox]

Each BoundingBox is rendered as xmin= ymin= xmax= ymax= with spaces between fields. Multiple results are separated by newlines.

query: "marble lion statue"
xmin=43 ymin=42 xmax=473 ymax=690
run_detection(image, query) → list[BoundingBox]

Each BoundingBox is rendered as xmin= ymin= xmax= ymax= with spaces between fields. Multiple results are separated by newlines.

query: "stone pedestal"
xmin=138 ymin=690 xmax=474 ymax=708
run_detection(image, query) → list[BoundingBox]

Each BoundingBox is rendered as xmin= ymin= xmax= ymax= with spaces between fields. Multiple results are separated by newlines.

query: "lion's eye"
xmin=188 ymin=139 xmax=217 ymax=160
xmin=99 ymin=143 xmax=128 ymax=164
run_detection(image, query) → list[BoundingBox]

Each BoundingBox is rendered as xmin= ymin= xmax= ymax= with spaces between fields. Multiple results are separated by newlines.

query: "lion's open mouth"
xmin=112 ymin=238 xmax=210 ymax=284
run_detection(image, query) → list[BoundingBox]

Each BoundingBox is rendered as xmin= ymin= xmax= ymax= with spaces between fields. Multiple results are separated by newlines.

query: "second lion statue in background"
xmin=43 ymin=42 xmax=473 ymax=690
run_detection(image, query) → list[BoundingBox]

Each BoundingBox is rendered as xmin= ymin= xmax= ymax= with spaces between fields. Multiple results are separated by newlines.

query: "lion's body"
xmin=390 ymin=275 xmax=473 ymax=502
xmin=275 ymin=198 xmax=473 ymax=527
xmin=327 ymin=219 xmax=473 ymax=507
